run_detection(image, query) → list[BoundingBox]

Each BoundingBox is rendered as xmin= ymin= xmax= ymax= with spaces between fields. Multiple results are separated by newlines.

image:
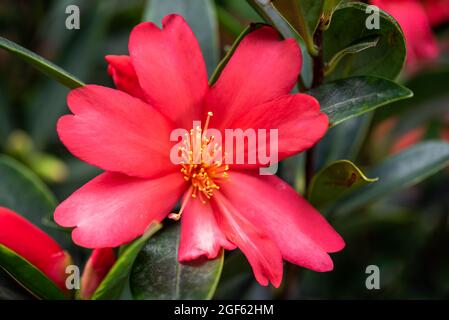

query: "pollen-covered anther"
xmin=170 ymin=112 xmax=229 ymax=221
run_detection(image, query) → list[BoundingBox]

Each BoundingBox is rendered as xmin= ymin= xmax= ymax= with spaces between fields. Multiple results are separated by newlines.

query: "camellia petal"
xmin=422 ymin=0 xmax=449 ymax=26
xmin=0 ymin=207 xmax=71 ymax=291
xmin=105 ymin=55 xmax=146 ymax=100
xmin=206 ymin=26 xmax=302 ymax=130
xmin=80 ymin=248 xmax=116 ymax=300
xmin=226 ymin=94 xmax=328 ymax=169
xmin=58 ymin=85 xmax=176 ymax=179
xmin=54 ymin=172 xmax=186 ymax=248
xmin=213 ymin=193 xmax=284 ymax=287
xmin=178 ymin=196 xmax=236 ymax=261
xmin=129 ymin=15 xmax=208 ymax=128
xmin=219 ymin=172 xmax=345 ymax=272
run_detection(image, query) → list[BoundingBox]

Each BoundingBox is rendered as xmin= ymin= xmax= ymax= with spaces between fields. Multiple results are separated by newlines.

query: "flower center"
xmin=169 ymin=112 xmax=229 ymax=221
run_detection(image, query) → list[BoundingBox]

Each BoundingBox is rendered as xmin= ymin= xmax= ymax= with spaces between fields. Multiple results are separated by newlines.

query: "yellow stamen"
xmin=170 ymin=111 xmax=229 ymax=220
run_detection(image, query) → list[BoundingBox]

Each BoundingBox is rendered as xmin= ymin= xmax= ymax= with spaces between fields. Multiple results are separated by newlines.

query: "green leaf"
xmin=323 ymin=0 xmax=343 ymax=17
xmin=0 ymin=245 xmax=67 ymax=300
xmin=273 ymin=0 xmax=324 ymax=56
xmin=0 ymin=37 xmax=84 ymax=89
xmin=324 ymin=36 xmax=379 ymax=77
xmin=331 ymin=141 xmax=449 ymax=216
xmin=308 ymin=76 xmax=413 ymax=127
xmin=0 ymin=155 xmax=71 ymax=246
xmin=308 ymin=160 xmax=378 ymax=208
xmin=143 ymin=0 xmax=219 ymax=76
xmin=130 ymin=223 xmax=224 ymax=300
xmin=247 ymin=0 xmax=300 ymax=40
xmin=91 ymin=222 xmax=162 ymax=300
xmin=323 ymin=2 xmax=406 ymax=81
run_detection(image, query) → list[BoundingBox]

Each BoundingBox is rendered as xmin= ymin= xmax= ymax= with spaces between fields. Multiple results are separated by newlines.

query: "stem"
xmin=311 ymin=28 xmax=324 ymax=90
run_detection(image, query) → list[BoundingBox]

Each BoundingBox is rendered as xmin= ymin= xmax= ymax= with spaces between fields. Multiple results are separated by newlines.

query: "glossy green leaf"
xmin=91 ymin=222 xmax=162 ymax=300
xmin=323 ymin=2 xmax=406 ymax=81
xmin=308 ymin=76 xmax=413 ymax=127
xmin=331 ymin=141 xmax=449 ymax=216
xmin=273 ymin=0 xmax=324 ymax=56
xmin=247 ymin=0 xmax=299 ymax=40
xmin=0 ymin=245 xmax=67 ymax=300
xmin=144 ymin=0 xmax=219 ymax=76
xmin=324 ymin=36 xmax=379 ymax=77
xmin=0 ymin=37 xmax=84 ymax=89
xmin=308 ymin=160 xmax=378 ymax=208
xmin=130 ymin=223 xmax=224 ymax=300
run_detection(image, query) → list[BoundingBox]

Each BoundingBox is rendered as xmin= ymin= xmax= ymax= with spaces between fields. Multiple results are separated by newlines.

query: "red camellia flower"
xmin=0 ymin=207 xmax=71 ymax=292
xmin=371 ymin=0 xmax=440 ymax=71
xmin=54 ymin=14 xmax=344 ymax=287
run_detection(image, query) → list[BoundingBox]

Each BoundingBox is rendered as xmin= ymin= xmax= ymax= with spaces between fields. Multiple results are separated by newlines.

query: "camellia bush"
xmin=0 ymin=0 xmax=448 ymax=300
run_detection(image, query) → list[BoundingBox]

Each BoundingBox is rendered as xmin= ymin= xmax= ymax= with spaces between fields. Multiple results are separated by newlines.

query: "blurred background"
xmin=0 ymin=0 xmax=448 ymax=299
